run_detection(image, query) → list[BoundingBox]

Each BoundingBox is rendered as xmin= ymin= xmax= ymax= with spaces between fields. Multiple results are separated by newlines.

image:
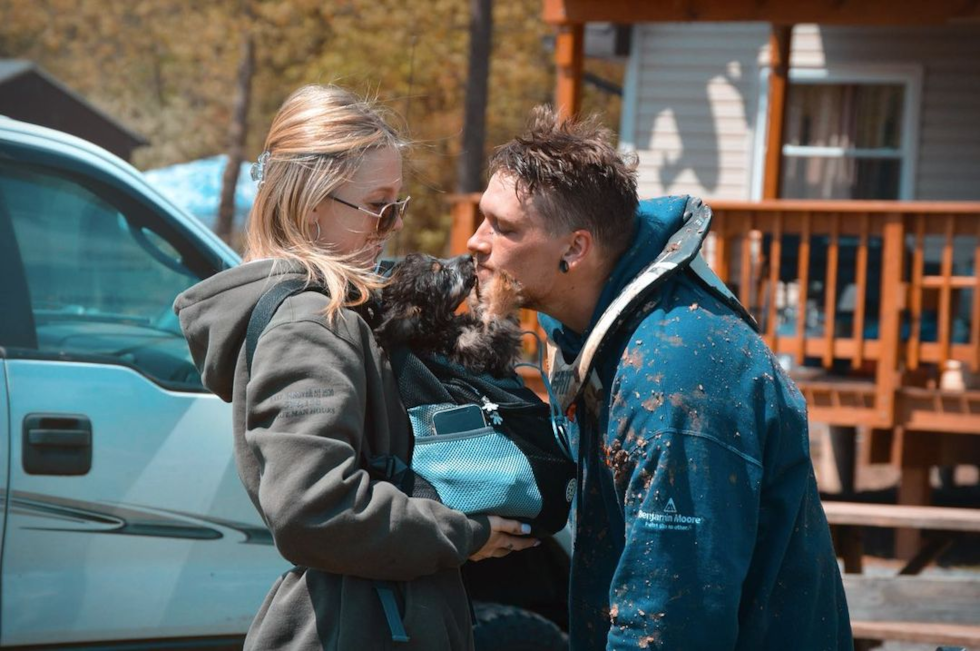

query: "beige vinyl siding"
xmin=622 ymin=23 xmax=767 ymax=200
xmin=622 ymin=23 xmax=980 ymax=201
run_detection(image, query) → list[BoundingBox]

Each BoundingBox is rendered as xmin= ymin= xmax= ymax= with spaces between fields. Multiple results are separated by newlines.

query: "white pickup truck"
xmin=0 ymin=117 xmax=570 ymax=650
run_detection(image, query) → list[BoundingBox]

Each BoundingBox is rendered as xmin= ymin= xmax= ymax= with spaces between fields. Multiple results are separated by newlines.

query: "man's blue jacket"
xmin=541 ymin=196 xmax=852 ymax=650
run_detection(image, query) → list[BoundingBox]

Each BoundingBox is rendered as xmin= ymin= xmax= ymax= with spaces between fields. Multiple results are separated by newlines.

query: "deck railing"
xmin=707 ymin=200 xmax=980 ymax=429
xmin=448 ymin=196 xmax=980 ymax=431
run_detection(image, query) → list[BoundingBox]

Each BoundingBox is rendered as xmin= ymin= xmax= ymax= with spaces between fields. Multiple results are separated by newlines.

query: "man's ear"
xmin=563 ymin=229 xmax=594 ymax=272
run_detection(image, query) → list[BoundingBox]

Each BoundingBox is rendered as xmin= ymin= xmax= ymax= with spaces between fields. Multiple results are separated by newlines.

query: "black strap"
xmin=245 ymin=278 xmax=322 ymax=376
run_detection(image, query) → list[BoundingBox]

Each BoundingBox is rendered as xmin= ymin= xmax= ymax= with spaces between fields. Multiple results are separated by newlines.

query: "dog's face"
xmin=384 ymin=253 xmax=476 ymax=321
xmin=377 ymin=252 xmax=523 ymax=375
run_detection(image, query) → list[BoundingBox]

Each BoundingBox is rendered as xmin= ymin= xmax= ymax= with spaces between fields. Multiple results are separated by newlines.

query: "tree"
xmin=456 ymin=0 xmax=493 ymax=194
xmin=216 ymin=19 xmax=255 ymax=244
xmin=0 ymin=0 xmax=624 ymax=254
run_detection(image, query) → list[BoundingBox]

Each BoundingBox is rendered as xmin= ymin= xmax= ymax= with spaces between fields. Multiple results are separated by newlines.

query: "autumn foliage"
xmin=0 ymin=0 xmax=621 ymax=254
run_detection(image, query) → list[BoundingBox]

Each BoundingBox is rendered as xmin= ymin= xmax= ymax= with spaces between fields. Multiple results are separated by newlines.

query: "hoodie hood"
xmin=173 ymin=259 xmax=305 ymax=402
xmin=540 ymin=195 xmax=689 ymax=360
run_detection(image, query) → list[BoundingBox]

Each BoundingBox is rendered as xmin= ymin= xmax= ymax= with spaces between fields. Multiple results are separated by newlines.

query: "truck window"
xmin=0 ymin=161 xmax=209 ymax=391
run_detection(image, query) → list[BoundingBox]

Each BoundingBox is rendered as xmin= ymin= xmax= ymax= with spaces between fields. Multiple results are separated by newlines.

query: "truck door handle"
xmin=23 ymin=414 xmax=93 ymax=476
xmin=28 ymin=429 xmax=91 ymax=447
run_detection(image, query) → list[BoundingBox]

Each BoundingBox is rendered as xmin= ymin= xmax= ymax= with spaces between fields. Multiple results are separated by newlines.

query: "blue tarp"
xmin=143 ymin=155 xmax=256 ymax=231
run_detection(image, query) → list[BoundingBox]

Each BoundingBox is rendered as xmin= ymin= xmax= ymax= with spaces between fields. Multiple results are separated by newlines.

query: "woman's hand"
xmin=469 ymin=516 xmax=539 ymax=561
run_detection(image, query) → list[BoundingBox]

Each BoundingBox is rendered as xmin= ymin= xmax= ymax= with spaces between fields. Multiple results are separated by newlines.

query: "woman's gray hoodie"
xmin=174 ymin=259 xmax=490 ymax=650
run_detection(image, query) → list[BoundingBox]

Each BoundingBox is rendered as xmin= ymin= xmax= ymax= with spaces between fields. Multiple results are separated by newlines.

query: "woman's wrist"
xmin=467 ymin=514 xmax=492 ymax=556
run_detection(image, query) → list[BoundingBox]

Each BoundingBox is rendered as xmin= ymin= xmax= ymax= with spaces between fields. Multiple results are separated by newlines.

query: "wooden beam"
xmin=938 ymin=215 xmax=956 ymax=367
xmin=765 ymin=212 xmax=782 ymax=344
xmin=874 ymin=213 xmax=906 ymax=427
xmin=823 ymin=213 xmax=840 ymax=368
xmin=852 ymin=214 xmax=870 ymax=369
xmin=908 ymin=215 xmax=926 ymax=370
xmin=974 ymin=216 xmax=980 ymax=372
xmin=762 ymin=24 xmax=792 ymax=200
xmin=794 ymin=210 xmax=811 ymax=365
xmin=896 ymin=429 xmax=931 ymax=559
xmin=542 ymin=0 xmax=980 ymax=26
xmin=844 ymin=575 xmax=980 ymax=617
xmin=823 ymin=502 xmax=980 ymax=532
xmin=850 ymin=622 xmax=980 ymax=647
xmin=707 ymin=199 xmax=980 ymax=214
xmin=554 ymin=23 xmax=584 ymax=118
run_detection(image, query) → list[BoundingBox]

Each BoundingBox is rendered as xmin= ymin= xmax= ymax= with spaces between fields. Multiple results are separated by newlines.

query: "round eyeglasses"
xmin=328 ymin=194 xmax=410 ymax=235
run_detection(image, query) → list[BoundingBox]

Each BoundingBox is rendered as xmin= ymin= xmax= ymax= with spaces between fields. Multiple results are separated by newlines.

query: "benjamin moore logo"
xmin=637 ymin=496 xmax=704 ymax=532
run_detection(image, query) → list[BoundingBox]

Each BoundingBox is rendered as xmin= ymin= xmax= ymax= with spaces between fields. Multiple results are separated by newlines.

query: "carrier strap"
xmin=245 ymin=278 xmax=320 ymax=376
xmin=375 ymin=582 xmax=411 ymax=643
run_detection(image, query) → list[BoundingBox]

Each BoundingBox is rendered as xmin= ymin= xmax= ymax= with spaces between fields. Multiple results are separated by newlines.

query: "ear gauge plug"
xmin=559 ymin=259 xmax=570 ymax=273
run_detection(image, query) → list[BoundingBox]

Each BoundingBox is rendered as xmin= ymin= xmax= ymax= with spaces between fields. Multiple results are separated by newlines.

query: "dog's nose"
xmin=447 ymin=254 xmax=475 ymax=270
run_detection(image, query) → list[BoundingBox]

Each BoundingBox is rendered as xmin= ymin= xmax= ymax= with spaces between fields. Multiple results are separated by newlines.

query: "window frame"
xmin=751 ymin=64 xmax=923 ymax=200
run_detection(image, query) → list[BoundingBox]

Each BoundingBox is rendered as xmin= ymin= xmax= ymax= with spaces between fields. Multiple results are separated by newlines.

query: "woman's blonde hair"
xmin=244 ymin=84 xmax=405 ymax=317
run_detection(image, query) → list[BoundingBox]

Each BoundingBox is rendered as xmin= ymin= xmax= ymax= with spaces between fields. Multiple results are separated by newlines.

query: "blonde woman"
xmin=174 ymin=85 xmax=535 ymax=650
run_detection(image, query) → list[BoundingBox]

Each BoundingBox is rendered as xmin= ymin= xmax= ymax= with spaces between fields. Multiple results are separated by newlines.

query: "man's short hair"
xmin=489 ymin=106 xmax=639 ymax=257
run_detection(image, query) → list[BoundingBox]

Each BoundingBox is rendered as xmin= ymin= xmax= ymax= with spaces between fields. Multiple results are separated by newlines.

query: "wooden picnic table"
xmin=823 ymin=501 xmax=980 ymax=574
xmin=822 ymin=500 xmax=980 ymax=649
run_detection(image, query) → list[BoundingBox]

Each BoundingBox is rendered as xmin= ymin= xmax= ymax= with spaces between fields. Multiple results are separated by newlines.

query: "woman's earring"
xmin=559 ymin=259 xmax=569 ymax=273
xmin=312 ymin=221 xmax=321 ymax=241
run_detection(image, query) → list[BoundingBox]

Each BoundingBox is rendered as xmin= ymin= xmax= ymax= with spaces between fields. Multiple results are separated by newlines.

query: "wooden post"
xmin=896 ymin=429 xmax=932 ymax=560
xmin=762 ymin=24 xmax=793 ymax=200
xmin=972 ymin=216 xmax=980 ymax=372
xmin=447 ymin=194 xmax=482 ymax=257
xmin=823 ymin=213 xmax=840 ymax=368
xmin=795 ymin=211 xmax=811 ymax=366
xmin=829 ymin=426 xmax=858 ymax=496
xmin=554 ymin=23 xmax=584 ymax=118
xmin=875 ymin=213 xmax=905 ymax=428
xmin=937 ymin=215 xmax=955 ymax=368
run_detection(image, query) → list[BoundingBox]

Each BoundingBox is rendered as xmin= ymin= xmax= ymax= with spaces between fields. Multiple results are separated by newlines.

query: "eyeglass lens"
xmin=378 ymin=202 xmax=406 ymax=234
xmin=378 ymin=204 xmax=396 ymax=234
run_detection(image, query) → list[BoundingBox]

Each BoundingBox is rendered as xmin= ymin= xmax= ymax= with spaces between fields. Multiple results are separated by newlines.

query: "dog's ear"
xmin=376 ymin=306 xmax=422 ymax=345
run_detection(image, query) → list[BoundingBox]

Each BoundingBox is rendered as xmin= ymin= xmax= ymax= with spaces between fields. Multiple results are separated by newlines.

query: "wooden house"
xmin=449 ymin=0 xmax=980 ymax=559
xmin=0 ymin=60 xmax=147 ymax=162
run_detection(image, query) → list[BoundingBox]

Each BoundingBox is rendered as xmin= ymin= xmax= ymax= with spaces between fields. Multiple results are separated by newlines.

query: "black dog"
xmin=375 ymin=253 xmax=523 ymax=377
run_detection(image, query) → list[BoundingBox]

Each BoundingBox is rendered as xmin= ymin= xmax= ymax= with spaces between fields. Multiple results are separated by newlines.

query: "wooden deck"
xmin=451 ymin=198 xmax=980 ymax=439
xmin=707 ymin=200 xmax=980 ymax=435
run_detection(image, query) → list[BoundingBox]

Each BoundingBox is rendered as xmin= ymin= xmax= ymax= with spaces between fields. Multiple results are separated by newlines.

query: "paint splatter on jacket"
xmin=541 ymin=196 xmax=852 ymax=650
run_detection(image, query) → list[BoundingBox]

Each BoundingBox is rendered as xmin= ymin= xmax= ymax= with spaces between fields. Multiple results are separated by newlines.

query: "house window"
xmin=777 ymin=68 xmax=920 ymax=200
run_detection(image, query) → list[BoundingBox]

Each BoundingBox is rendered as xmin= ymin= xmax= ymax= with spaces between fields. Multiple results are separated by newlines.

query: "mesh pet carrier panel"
xmin=391 ymin=346 xmax=576 ymax=534
xmin=410 ymin=403 xmax=543 ymax=519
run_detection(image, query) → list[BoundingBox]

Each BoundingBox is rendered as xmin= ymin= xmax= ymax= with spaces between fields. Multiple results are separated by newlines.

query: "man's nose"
xmin=467 ymin=218 xmax=490 ymax=255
